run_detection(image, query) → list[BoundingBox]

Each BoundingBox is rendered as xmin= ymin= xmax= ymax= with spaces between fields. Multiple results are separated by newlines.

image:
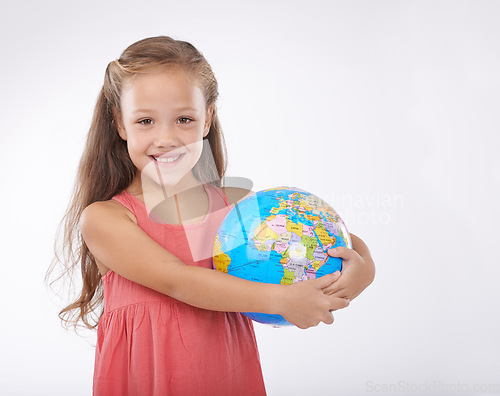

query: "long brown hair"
xmin=46 ymin=36 xmax=228 ymax=330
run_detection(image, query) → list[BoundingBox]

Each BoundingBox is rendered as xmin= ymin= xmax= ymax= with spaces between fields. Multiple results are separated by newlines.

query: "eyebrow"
xmin=133 ymin=107 xmax=198 ymax=114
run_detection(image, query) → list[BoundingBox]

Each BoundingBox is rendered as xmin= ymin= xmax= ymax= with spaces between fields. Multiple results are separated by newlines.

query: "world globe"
xmin=213 ymin=186 xmax=352 ymax=327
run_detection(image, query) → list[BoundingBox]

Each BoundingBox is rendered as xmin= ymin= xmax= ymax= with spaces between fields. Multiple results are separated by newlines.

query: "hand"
xmin=322 ymin=246 xmax=375 ymax=300
xmin=278 ymin=272 xmax=350 ymax=329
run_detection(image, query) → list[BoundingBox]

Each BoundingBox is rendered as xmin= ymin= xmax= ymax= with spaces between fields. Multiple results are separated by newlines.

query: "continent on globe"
xmin=213 ymin=186 xmax=352 ymax=327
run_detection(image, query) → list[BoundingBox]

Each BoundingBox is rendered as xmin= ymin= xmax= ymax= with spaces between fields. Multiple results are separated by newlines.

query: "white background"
xmin=1 ymin=1 xmax=499 ymax=395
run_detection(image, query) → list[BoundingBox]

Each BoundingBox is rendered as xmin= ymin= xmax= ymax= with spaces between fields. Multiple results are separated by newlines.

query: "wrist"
xmin=266 ymin=284 xmax=288 ymax=316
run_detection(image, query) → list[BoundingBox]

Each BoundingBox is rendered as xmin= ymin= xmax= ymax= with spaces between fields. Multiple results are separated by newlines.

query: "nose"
xmin=154 ymin=124 xmax=179 ymax=148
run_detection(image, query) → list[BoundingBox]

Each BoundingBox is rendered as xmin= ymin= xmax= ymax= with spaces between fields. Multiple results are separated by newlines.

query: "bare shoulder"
xmin=81 ymin=199 xmax=137 ymax=231
xmin=80 ymin=199 xmax=138 ymax=276
xmin=222 ymin=186 xmax=255 ymax=206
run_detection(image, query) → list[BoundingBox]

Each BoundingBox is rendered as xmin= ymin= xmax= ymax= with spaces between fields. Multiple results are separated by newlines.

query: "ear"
xmin=113 ymin=112 xmax=127 ymax=141
xmin=117 ymin=124 xmax=127 ymax=141
xmin=203 ymin=105 xmax=214 ymax=138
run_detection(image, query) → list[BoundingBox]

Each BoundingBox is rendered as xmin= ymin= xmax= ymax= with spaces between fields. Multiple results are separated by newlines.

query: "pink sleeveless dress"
xmin=93 ymin=183 xmax=266 ymax=395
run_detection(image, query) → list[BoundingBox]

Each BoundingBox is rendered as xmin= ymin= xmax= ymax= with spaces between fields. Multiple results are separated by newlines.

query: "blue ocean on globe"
xmin=213 ymin=186 xmax=352 ymax=327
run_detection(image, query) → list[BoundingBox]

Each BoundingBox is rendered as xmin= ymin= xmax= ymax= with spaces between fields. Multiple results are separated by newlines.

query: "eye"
xmin=177 ymin=117 xmax=193 ymax=124
xmin=138 ymin=118 xmax=154 ymax=126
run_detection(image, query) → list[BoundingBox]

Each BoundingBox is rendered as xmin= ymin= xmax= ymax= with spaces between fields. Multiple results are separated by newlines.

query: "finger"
xmin=327 ymin=246 xmax=354 ymax=259
xmin=327 ymin=270 xmax=341 ymax=284
xmin=329 ymin=289 xmax=349 ymax=298
xmin=322 ymin=278 xmax=345 ymax=294
xmin=323 ymin=311 xmax=334 ymax=325
xmin=341 ymin=298 xmax=350 ymax=308
xmin=323 ymin=285 xmax=346 ymax=296
xmin=321 ymin=273 xmax=344 ymax=293
xmin=313 ymin=272 xmax=340 ymax=289
xmin=329 ymin=296 xmax=350 ymax=311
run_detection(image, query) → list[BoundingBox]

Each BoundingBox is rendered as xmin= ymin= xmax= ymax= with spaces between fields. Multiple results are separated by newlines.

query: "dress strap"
xmin=221 ymin=186 xmax=229 ymax=207
xmin=174 ymin=194 xmax=183 ymax=225
xmin=111 ymin=191 xmax=135 ymax=212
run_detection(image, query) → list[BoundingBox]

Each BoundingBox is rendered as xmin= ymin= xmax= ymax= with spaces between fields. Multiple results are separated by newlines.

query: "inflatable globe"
xmin=213 ymin=186 xmax=352 ymax=327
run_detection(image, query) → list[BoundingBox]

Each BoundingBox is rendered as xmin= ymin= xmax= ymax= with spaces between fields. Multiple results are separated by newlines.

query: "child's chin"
xmin=154 ymin=175 xmax=184 ymax=188
xmin=141 ymin=165 xmax=187 ymax=186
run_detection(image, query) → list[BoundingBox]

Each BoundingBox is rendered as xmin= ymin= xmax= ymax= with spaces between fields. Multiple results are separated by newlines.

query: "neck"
xmin=147 ymin=172 xmax=201 ymax=198
xmin=128 ymin=169 xmax=204 ymax=210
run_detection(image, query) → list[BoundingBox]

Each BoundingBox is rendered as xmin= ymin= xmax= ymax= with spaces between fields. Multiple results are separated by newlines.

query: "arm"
xmin=80 ymin=200 xmax=349 ymax=329
xmin=322 ymin=233 xmax=376 ymax=301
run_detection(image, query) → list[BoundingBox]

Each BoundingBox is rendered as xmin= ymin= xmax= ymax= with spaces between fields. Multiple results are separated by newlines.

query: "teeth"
xmin=154 ymin=154 xmax=182 ymax=163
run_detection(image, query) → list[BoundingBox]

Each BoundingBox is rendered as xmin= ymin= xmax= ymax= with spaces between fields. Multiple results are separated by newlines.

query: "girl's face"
xmin=117 ymin=68 xmax=212 ymax=190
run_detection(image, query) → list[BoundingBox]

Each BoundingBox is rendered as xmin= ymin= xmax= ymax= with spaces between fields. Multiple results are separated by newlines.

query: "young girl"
xmin=50 ymin=36 xmax=375 ymax=395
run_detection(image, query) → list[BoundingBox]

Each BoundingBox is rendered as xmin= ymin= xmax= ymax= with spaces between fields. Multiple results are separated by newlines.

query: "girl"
xmin=49 ymin=36 xmax=375 ymax=395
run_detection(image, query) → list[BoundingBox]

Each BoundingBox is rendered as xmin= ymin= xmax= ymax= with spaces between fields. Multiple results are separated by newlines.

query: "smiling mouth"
xmin=150 ymin=153 xmax=185 ymax=163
